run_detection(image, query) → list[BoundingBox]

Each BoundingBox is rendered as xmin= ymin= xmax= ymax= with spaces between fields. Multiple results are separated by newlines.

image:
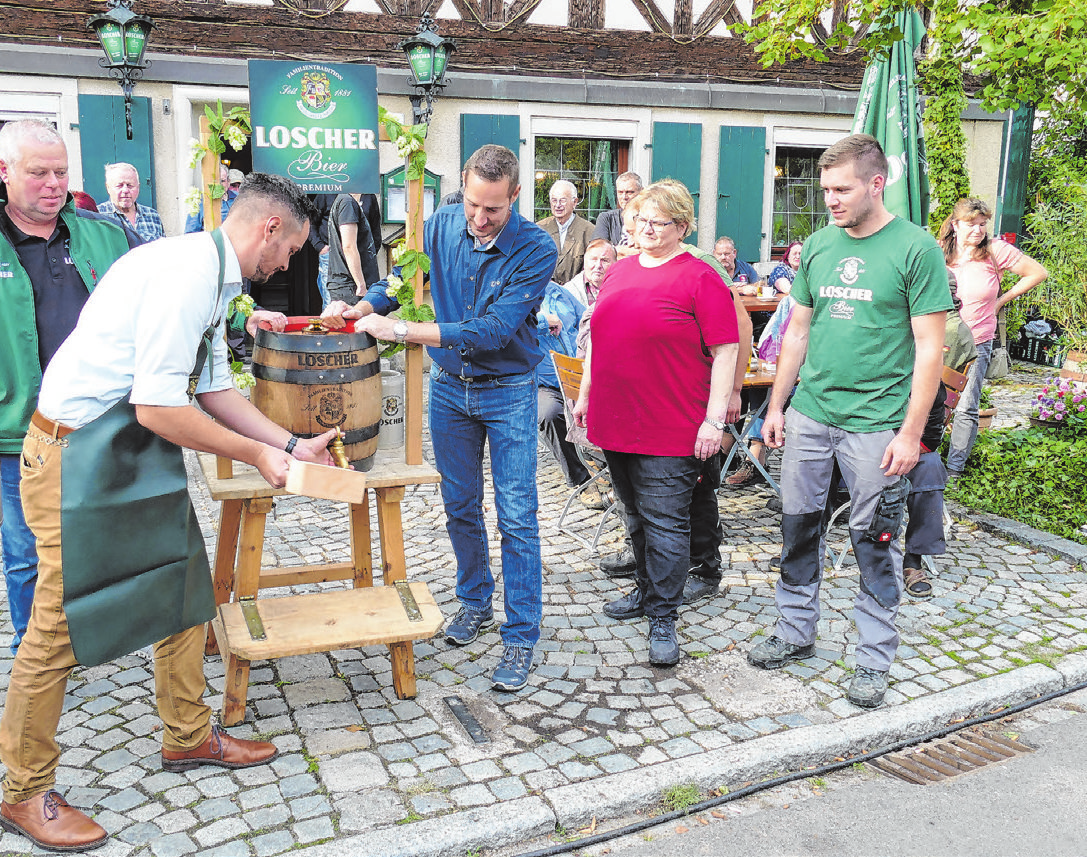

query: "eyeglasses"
xmin=635 ymin=216 xmax=675 ymax=231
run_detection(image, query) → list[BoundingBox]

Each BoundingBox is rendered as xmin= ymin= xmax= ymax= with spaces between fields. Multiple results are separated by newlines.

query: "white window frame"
xmin=0 ymin=76 xmax=82 ymax=188
xmin=520 ymin=106 xmax=652 ymax=219
xmin=170 ymin=84 xmax=249 ymax=227
xmin=760 ymin=120 xmax=851 ymax=259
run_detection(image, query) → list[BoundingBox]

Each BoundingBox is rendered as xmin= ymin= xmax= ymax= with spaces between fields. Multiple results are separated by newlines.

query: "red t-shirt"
xmin=587 ymin=252 xmax=739 ymax=456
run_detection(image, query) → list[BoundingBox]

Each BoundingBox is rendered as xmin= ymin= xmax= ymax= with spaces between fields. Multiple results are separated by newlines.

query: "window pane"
xmin=771 ymin=146 xmax=822 ymax=255
xmin=533 ymin=136 xmax=621 ymax=223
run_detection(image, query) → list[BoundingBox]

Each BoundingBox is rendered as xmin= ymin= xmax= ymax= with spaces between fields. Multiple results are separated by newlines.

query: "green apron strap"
xmin=187 ymin=228 xmax=229 ymax=399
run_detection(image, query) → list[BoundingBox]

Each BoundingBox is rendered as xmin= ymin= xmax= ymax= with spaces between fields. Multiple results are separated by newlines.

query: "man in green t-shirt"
xmin=748 ymin=134 xmax=952 ymax=709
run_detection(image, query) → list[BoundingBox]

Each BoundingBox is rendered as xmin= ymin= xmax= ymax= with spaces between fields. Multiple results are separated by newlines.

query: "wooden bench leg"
xmin=222 ymin=651 xmax=252 ymax=726
xmin=350 ymin=490 xmax=373 ymax=589
xmin=374 ymin=486 xmax=407 ymax=583
xmin=388 ymin=641 xmax=417 ymax=699
xmin=206 ymin=499 xmax=243 ymax=656
xmin=218 ymin=497 xmax=273 ymax=723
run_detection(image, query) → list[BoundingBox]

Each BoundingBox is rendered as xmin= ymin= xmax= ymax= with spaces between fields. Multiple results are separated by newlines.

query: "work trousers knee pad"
xmin=780 ymin=511 xmax=825 ymax=588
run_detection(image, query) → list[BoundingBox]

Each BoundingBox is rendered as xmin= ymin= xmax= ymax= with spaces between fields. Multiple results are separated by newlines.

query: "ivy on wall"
xmin=920 ymin=52 xmax=970 ymax=233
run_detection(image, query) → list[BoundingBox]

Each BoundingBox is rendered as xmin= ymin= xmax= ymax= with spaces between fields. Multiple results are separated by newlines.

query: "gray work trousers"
xmin=775 ymin=407 xmax=904 ymax=671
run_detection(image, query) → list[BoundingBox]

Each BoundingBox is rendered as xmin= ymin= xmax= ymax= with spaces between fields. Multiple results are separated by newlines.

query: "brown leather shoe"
xmin=161 ymin=724 xmax=279 ymax=772
xmin=0 ymin=790 xmax=108 ymax=852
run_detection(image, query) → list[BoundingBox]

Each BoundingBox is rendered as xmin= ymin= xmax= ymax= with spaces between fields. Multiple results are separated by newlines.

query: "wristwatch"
xmin=284 ymin=435 xmax=298 ymax=454
xmin=392 ymin=320 xmax=409 ymax=344
xmin=703 ymin=417 xmax=727 ymax=431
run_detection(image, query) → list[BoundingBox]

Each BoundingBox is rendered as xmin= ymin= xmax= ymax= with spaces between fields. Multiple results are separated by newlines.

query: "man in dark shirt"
xmin=322 ymin=145 xmax=558 ymax=693
xmin=0 ymin=119 xmax=138 ymax=656
xmin=326 ymin=192 xmax=381 ymax=305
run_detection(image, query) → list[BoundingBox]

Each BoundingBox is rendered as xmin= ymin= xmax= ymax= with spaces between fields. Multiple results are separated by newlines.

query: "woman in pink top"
xmin=940 ymin=198 xmax=1047 ymax=475
xmin=573 ymin=182 xmax=740 ymax=667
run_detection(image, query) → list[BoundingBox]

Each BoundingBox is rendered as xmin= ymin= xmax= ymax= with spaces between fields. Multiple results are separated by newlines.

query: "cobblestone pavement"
xmin=0 ymin=365 xmax=1084 ymax=856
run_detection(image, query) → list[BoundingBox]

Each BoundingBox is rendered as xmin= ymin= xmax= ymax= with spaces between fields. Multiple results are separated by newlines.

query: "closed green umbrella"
xmin=851 ymin=9 xmax=930 ymax=227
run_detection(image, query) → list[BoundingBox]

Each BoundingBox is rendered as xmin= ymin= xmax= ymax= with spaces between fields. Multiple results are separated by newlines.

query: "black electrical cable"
xmin=513 ymin=677 xmax=1087 ymax=857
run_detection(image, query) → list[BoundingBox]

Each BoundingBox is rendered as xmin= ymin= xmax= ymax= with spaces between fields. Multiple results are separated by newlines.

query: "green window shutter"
xmin=995 ymin=104 xmax=1034 ymax=242
xmin=717 ymin=126 xmax=766 ymax=263
xmin=459 ymin=114 xmax=521 ymax=170
xmin=77 ymin=94 xmax=156 ymax=210
xmin=651 ymin=121 xmax=702 ymax=243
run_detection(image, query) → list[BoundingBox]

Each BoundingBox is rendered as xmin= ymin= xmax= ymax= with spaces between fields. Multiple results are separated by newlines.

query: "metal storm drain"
xmin=869 ymin=727 xmax=1034 ymax=785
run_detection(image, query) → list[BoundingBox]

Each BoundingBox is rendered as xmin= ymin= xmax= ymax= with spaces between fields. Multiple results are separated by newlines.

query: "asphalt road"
xmin=595 ymin=699 xmax=1087 ymax=857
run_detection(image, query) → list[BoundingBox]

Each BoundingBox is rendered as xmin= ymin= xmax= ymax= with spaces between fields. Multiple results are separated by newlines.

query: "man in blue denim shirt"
xmin=321 ymin=145 xmax=557 ymax=692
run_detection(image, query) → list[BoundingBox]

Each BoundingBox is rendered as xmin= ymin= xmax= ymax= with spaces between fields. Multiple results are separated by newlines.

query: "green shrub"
xmin=949 ymin=426 xmax=1087 ymax=545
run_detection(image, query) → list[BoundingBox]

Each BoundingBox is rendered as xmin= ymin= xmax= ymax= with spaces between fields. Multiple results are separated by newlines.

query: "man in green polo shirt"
xmin=749 ymin=134 xmax=952 ymax=709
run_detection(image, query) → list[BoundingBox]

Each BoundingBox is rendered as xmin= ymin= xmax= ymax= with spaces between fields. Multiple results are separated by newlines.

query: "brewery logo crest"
xmin=312 ymin=389 xmax=347 ymax=428
xmin=298 ymin=71 xmax=337 ymax=120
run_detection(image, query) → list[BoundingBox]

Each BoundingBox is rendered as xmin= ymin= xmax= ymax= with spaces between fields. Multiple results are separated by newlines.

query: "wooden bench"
xmin=198 ymin=451 xmax=443 ymax=725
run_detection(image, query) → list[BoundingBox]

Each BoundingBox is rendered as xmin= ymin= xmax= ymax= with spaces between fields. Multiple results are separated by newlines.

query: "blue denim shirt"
xmin=363 ymin=204 xmax=557 ymax=378
xmin=535 ymin=281 xmax=585 ymax=390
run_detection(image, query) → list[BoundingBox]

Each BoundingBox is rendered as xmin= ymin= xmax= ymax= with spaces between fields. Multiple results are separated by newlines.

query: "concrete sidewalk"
xmin=0 ymin=368 xmax=1085 ymax=857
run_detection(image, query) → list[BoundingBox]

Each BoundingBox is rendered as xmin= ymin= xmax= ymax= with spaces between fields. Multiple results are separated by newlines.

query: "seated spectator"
xmin=537 ymin=180 xmax=594 ymax=284
xmin=537 ymin=281 xmax=600 ymax=506
xmin=901 ymin=276 xmax=978 ymax=599
xmin=726 ymin=295 xmax=795 ymax=487
xmin=768 ymin=241 xmax=802 ymax=294
xmin=567 ymin=238 xmax=616 ymax=316
xmin=97 ymin=162 xmax=164 ymax=243
xmin=713 ymin=236 xmax=760 ymax=289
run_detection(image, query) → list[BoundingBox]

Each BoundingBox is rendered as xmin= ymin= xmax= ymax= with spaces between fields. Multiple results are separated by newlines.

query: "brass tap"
xmin=329 ymin=427 xmax=350 ymax=469
xmin=304 ymin=318 xmax=325 ymax=333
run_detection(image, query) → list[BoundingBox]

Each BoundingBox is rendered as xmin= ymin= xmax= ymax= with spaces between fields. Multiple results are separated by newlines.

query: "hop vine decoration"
xmin=228 ymin=294 xmax=257 ymax=390
xmin=187 ymin=100 xmax=252 ymax=211
xmin=376 ymin=106 xmax=436 ymax=356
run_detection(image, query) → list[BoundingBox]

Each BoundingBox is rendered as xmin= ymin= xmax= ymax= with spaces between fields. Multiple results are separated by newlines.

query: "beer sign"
xmin=248 ymin=59 xmax=379 ymax=193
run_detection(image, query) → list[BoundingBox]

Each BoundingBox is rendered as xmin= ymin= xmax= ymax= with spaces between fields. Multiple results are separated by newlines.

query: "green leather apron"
xmin=60 ymin=230 xmax=228 ymax=666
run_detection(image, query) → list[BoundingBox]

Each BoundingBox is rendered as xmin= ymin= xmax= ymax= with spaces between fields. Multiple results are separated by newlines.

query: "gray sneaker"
xmin=747 ymin=634 xmax=815 ymax=669
xmin=846 ymin=665 xmax=889 ymax=708
xmin=682 ymin=576 xmax=719 ymax=605
xmin=444 ymin=606 xmax=494 ymax=646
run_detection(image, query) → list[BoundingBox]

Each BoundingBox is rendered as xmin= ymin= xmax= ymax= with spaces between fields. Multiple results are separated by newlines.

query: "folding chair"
xmin=549 ymin=351 xmax=621 ymax=553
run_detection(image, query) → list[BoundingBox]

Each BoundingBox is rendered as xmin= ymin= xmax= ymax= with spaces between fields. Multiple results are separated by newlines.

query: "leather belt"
xmin=31 ymin=410 xmax=75 ymax=439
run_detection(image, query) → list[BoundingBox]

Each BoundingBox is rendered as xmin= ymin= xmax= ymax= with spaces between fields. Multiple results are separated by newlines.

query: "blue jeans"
xmin=1 ymin=454 xmax=38 ymax=654
xmin=604 ymin=450 xmax=702 ymax=620
xmin=429 ymin=366 xmax=542 ymax=650
xmin=317 ymin=250 xmax=330 ymax=309
xmin=947 ymin=338 xmax=993 ymax=474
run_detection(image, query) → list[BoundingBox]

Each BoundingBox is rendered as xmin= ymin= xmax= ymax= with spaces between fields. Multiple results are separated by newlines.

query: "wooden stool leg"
xmin=350 ymin=490 xmax=373 ymax=589
xmin=388 ymin=641 xmax=417 ymax=699
xmin=219 ymin=497 xmax=273 ymax=724
xmin=206 ymin=499 xmax=243 ymax=656
xmin=222 ymin=652 xmax=252 ymax=726
xmin=375 ymin=487 xmax=416 ymax=698
xmin=375 ymin=487 xmax=407 ymax=583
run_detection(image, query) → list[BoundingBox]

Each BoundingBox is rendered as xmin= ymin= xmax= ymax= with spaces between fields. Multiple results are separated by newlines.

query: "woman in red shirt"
xmin=573 ymin=182 xmax=740 ymax=667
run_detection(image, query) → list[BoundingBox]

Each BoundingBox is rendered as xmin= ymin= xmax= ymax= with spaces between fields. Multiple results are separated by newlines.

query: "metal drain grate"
xmin=868 ymin=727 xmax=1034 ymax=785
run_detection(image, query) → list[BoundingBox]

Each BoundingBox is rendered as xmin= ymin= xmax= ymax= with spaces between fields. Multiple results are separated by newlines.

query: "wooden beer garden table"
xmin=740 ymin=292 xmax=784 ymax=313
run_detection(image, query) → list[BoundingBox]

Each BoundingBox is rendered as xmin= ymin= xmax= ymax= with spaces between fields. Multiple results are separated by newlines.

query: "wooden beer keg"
xmin=251 ymin=318 xmax=382 ymax=471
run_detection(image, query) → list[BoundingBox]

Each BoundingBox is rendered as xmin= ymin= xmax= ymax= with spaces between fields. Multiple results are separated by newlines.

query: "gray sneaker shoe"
xmin=444 ymin=606 xmax=494 ymax=646
xmin=747 ymin=634 xmax=815 ymax=669
xmin=846 ymin=665 xmax=889 ymax=708
xmin=491 ymin=645 xmax=533 ymax=691
xmin=647 ymin=616 xmax=680 ymax=666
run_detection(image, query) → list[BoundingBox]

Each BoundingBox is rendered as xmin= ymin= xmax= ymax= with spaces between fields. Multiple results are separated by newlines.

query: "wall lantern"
xmin=87 ymin=0 xmax=154 ymax=140
xmin=396 ymin=13 xmax=457 ymax=125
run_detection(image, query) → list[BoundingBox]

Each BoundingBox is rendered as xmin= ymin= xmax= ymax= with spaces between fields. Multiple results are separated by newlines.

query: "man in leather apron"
xmin=0 ymin=174 xmax=336 ymax=852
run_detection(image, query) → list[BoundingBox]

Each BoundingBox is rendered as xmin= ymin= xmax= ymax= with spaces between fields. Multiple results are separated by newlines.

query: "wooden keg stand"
xmin=197 ymin=120 xmax=441 ymax=725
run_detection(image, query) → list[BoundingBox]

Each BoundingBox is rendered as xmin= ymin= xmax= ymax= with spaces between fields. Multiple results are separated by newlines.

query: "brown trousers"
xmin=0 ymin=424 xmax=212 ymax=803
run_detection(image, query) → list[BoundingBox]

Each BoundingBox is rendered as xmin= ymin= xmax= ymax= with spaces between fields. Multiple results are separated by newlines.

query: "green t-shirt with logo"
xmin=790 ymin=216 xmax=953 ymax=433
